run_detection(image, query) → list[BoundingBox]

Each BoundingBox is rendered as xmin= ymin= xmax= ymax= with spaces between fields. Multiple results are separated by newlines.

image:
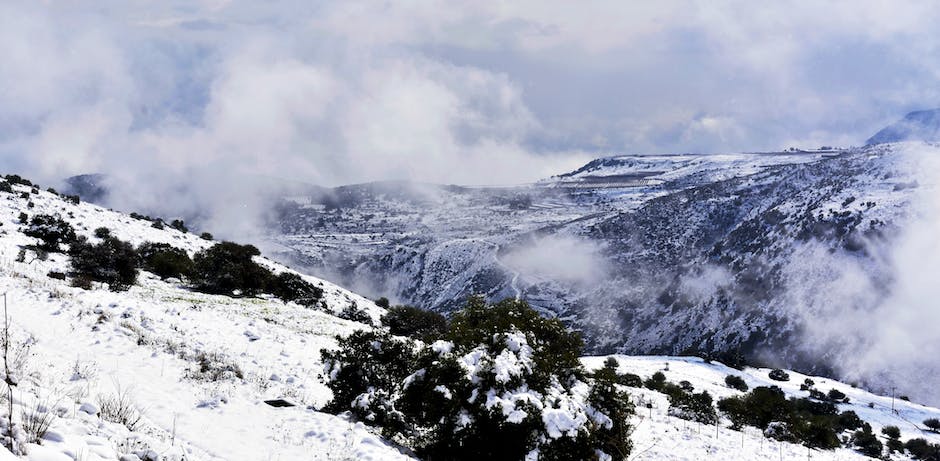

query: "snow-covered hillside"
xmin=0 ymin=182 xmax=409 ymax=460
xmin=867 ymin=109 xmax=940 ymax=145
xmin=582 ymin=356 xmax=940 ymax=461
xmin=0 ymin=178 xmax=938 ymax=460
xmin=261 ymin=142 xmax=939 ymax=404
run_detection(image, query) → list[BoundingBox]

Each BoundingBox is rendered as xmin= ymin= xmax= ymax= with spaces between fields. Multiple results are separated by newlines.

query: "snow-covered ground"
xmin=0 ymin=183 xmax=412 ymax=460
xmin=0 ymin=181 xmax=938 ymax=460
xmin=583 ymin=356 xmax=940 ymax=461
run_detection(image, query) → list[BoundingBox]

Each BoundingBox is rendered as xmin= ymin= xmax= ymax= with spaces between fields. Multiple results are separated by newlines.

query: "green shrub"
xmin=851 ymin=425 xmax=882 ymax=458
xmin=0 ymin=181 xmax=11 ymax=193
xmin=619 ymin=372 xmax=643 ymax=388
xmin=718 ymin=386 xmax=789 ymax=429
xmin=827 ymin=388 xmax=848 ymax=403
xmin=375 ymin=297 xmax=390 ymax=309
xmin=448 ymin=297 xmax=583 ymax=388
xmin=94 ymin=227 xmax=111 ymax=239
xmin=906 ymin=438 xmax=940 ymax=460
xmin=668 ymin=388 xmax=717 ymax=424
xmin=717 ymin=386 xmax=851 ymax=450
xmin=337 ymin=303 xmax=373 ymax=324
xmin=69 ymin=236 xmax=138 ymax=291
xmin=644 ymin=371 xmax=667 ymax=392
xmin=267 ymin=272 xmax=323 ymax=306
xmin=725 ymin=374 xmax=748 ymax=392
xmin=17 ymin=212 xmax=27 ymax=224
xmin=170 ymin=219 xmax=188 ymax=233
xmin=837 ymin=410 xmax=862 ymax=431
xmin=24 ymin=214 xmax=76 ymax=252
xmin=323 ymin=297 xmax=632 ymax=460
xmin=190 ymin=242 xmax=268 ymax=296
xmin=382 ymin=305 xmax=447 ymax=342
xmin=138 ymin=242 xmax=193 ymax=280
xmin=885 ymin=437 xmax=904 ymax=453
xmin=768 ymin=369 xmax=790 ymax=381
xmin=925 ymin=418 xmax=940 ymax=432
xmin=199 ymin=232 xmax=213 ymax=241
xmin=4 ymin=175 xmax=33 ymax=187
xmin=881 ymin=425 xmax=900 ymax=439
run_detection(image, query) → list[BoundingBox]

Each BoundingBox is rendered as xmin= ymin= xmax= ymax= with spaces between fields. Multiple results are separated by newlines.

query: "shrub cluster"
xmin=382 ymin=305 xmax=447 ymax=342
xmin=69 ymin=236 xmax=139 ymax=291
xmin=138 ymin=242 xmax=193 ymax=280
xmin=322 ymin=297 xmax=634 ymax=460
xmin=190 ymin=241 xmax=268 ymax=296
xmin=905 ymin=438 xmax=940 ymax=460
xmin=851 ymin=424 xmax=882 ymax=457
xmin=23 ymin=214 xmax=76 ymax=252
xmin=642 ymin=371 xmax=717 ymax=424
xmin=3 ymin=174 xmax=33 ymax=187
xmin=152 ymin=240 xmax=324 ymax=305
xmin=717 ymin=386 xmax=863 ymax=451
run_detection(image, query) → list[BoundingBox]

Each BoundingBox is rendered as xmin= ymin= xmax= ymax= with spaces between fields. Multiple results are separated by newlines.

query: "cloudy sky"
xmin=3 ymin=1 xmax=940 ymax=189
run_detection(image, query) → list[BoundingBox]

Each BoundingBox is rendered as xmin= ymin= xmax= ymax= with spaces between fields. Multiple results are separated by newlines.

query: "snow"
xmin=582 ymin=355 xmax=940 ymax=461
xmin=0 ymin=182 xmax=938 ymax=460
xmin=0 ymin=184 xmax=412 ymax=461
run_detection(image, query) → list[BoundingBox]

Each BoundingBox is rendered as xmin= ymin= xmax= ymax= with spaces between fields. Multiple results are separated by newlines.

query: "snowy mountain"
xmin=866 ymin=109 xmax=940 ymax=144
xmin=262 ymin=143 xmax=937 ymax=397
xmin=2 ymin=175 xmax=940 ymax=460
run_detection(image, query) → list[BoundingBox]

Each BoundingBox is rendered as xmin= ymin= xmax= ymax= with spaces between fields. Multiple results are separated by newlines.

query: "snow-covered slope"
xmin=867 ymin=109 xmax=940 ymax=145
xmin=582 ymin=356 xmax=940 ymax=461
xmin=1 ymin=177 xmax=940 ymax=460
xmin=0 ymin=182 xmax=410 ymax=460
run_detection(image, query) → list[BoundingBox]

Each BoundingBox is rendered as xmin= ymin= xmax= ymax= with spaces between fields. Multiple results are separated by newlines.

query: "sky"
xmin=3 ymin=1 xmax=940 ymax=189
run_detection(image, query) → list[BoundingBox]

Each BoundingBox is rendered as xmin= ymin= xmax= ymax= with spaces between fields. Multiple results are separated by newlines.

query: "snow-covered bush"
xmin=69 ymin=236 xmax=139 ymax=291
xmin=21 ymin=397 xmax=57 ymax=444
xmin=97 ymin=388 xmax=143 ymax=431
xmin=768 ymin=369 xmax=790 ymax=381
xmin=185 ymin=351 xmax=244 ymax=382
xmin=322 ymin=298 xmax=633 ymax=460
xmin=23 ymin=214 xmax=76 ymax=252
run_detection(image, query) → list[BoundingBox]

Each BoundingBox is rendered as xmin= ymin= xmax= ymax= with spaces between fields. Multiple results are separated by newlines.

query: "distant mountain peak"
xmin=866 ymin=108 xmax=940 ymax=145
